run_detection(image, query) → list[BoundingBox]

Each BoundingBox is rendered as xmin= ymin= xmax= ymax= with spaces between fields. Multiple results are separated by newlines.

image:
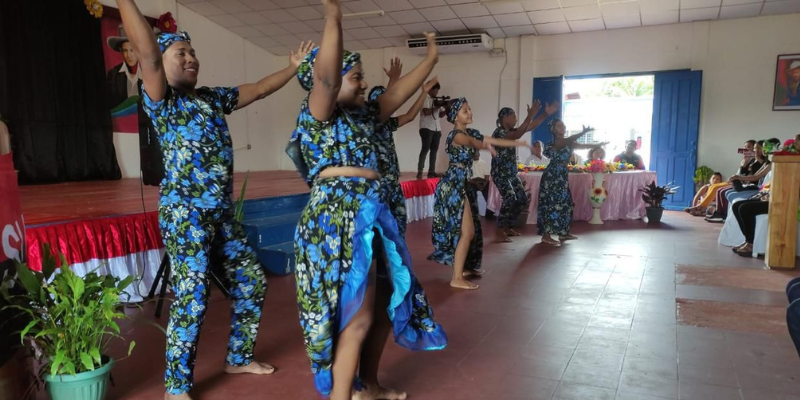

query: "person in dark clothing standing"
xmin=417 ymin=82 xmax=446 ymax=178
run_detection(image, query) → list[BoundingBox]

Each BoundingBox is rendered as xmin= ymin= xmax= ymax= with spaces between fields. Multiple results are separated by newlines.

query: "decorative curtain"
xmin=0 ymin=0 xmax=122 ymax=183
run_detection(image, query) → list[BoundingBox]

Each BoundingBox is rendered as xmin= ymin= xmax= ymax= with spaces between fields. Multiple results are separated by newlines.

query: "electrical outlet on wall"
xmin=489 ymin=48 xmax=505 ymax=58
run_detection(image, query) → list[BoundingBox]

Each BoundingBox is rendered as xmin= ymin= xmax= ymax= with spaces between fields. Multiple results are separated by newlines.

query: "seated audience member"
xmin=690 ymin=172 xmax=722 ymax=210
xmin=526 ymin=140 xmax=549 ymax=165
xmin=706 ymin=140 xmax=767 ymax=222
xmin=730 ymin=172 xmax=798 ymax=257
xmin=588 ymin=146 xmax=606 ymax=162
xmin=470 ymin=151 xmax=492 ymax=218
xmin=613 ymin=140 xmax=645 ymax=170
xmin=569 ymin=149 xmax=584 ymax=165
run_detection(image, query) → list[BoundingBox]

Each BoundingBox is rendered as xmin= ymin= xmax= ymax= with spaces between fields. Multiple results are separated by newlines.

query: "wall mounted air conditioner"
xmin=406 ymin=33 xmax=493 ymax=55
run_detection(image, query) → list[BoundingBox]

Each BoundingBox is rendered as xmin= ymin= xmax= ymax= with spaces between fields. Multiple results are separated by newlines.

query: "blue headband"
xmin=447 ymin=97 xmax=467 ymax=124
xmin=497 ymin=107 xmax=515 ymax=128
xmin=369 ymin=86 xmax=386 ymax=102
xmin=158 ymin=31 xmax=191 ymax=53
xmin=297 ymin=47 xmax=361 ymax=92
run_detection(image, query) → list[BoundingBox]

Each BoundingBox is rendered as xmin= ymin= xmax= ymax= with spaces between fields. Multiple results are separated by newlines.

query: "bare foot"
xmin=450 ymin=278 xmax=479 ymax=290
xmin=559 ymin=234 xmax=578 ymax=241
xmin=353 ymin=383 xmax=408 ymax=400
xmin=462 ymin=269 xmax=485 ymax=277
xmin=506 ymin=229 xmax=522 ymax=237
xmin=165 ymin=393 xmax=192 ymax=400
xmin=497 ymin=229 xmax=513 ymax=243
xmin=224 ymin=361 xmax=276 ymax=375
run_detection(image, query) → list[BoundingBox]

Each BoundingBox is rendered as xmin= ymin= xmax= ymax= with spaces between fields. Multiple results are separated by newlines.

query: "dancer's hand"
xmin=544 ymin=101 xmax=559 ymax=116
xmin=528 ymin=100 xmax=541 ymax=117
xmin=424 ymin=31 xmax=439 ymax=62
xmin=290 ymin=41 xmax=315 ymax=69
xmin=581 ymin=125 xmax=595 ymax=134
xmin=321 ymin=0 xmax=341 ymax=19
xmin=384 ymin=57 xmax=403 ymax=82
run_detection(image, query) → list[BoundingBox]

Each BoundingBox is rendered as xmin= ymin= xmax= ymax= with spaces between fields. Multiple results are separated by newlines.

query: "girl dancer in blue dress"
xmin=491 ymin=101 xmax=558 ymax=242
xmin=290 ymin=1 xmax=447 ymax=399
xmin=429 ymin=99 xmax=533 ymax=290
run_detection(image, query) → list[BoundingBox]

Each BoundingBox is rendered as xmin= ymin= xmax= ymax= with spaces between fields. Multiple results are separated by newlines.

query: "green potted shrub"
xmin=1 ymin=244 xmax=135 ymax=400
xmin=639 ymin=181 xmax=679 ymax=223
xmin=693 ymin=166 xmax=713 ymax=192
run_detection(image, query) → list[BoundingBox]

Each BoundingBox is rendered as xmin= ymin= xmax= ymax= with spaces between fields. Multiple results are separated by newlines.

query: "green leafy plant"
xmin=234 ymin=171 xmax=250 ymax=223
xmin=639 ymin=181 xmax=679 ymax=209
xmin=693 ymin=165 xmax=714 ymax=185
xmin=1 ymin=244 xmax=135 ymax=379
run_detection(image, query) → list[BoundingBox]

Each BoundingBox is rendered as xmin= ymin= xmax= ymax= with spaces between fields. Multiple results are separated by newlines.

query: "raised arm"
xmin=552 ymin=125 xmax=594 ymax=150
xmin=452 ymin=132 xmax=530 ymax=150
xmin=378 ymin=32 xmax=438 ymax=122
xmin=308 ymin=0 xmax=343 ymax=121
xmin=396 ymin=78 xmax=438 ymax=128
xmin=116 ymin=0 xmax=165 ymax=101
xmin=505 ymin=102 xmax=540 ymax=140
xmin=384 ymin=57 xmax=402 ymax=90
xmin=573 ymin=141 xmax=608 ymax=150
xmin=525 ymin=101 xmax=559 ymax=132
xmin=238 ymin=41 xmax=314 ymax=109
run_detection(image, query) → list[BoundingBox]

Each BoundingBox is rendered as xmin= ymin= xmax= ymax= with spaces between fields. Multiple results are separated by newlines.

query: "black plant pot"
xmin=646 ymin=207 xmax=664 ymax=223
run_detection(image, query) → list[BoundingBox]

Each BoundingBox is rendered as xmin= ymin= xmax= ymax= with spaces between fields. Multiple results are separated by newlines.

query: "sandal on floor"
xmin=733 ymin=247 xmax=753 ymax=257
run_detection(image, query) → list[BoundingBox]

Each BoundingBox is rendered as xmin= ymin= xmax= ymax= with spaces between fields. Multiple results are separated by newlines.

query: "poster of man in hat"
xmin=773 ymin=54 xmax=800 ymax=111
xmin=101 ymin=9 xmax=163 ymax=185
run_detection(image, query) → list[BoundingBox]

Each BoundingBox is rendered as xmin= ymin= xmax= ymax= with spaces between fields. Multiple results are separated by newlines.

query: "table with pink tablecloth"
xmin=487 ymin=171 xmax=657 ymax=225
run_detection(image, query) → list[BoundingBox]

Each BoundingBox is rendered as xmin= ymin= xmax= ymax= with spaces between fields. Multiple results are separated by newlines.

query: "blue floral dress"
xmin=290 ymin=98 xmax=447 ymax=395
xmin=371 ymin=116 xmax=407 ymax=235
xmin=142 ymin=85 xmax=266 ymax=395
xmin=537 ymin=143 xmax=574 ymax=235
xmin=429 ymin=129 xmax=483 ymax=271
xmin=491 ymin=127 xmax=528 ymax=228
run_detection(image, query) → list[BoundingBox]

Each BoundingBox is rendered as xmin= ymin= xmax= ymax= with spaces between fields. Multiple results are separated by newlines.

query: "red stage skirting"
xmin=23 ymin=177 xmax=441 ymax=275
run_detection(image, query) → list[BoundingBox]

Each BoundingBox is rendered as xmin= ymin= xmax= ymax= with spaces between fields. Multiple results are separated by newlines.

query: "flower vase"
xmin=588 ymin=172 xmax=607 ymax=225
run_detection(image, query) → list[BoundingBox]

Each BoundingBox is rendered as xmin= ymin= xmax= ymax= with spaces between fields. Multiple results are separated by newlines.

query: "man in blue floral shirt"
xmin=116 ymin=1 xmax=312 ymax=399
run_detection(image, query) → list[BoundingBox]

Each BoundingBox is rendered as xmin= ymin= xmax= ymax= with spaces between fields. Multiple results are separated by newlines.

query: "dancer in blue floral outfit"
xmin=290 ymin=2 xmax=446 ymax=399
xmin=491 ymin=101 xmax=558 ymax=242
xmin=537 ymin=119 xmax=604 ymax=246
xmin=116 ymin=1 xmax=313 ymax=398
xmin=367 ymin=61 xmax=436 ymax=235
xmin=429 ymin=98 xmax=532 ymax=290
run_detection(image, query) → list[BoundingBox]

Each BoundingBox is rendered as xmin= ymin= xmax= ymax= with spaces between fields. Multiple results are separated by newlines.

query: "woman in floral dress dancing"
xmin=289 ymin=2 xmax=447 ymax=399
xmin=429 ymin=98 xmax=533 ymax=290
xmin=538 ymin=119 xmax=605 ymax=245
xmin=491 ymin=101 xmax=558 ymax=242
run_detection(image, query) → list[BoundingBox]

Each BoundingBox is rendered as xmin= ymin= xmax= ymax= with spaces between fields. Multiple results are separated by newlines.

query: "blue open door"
xmin=650 ymin=70 xmax=702 ymax=210
xmin=532 ymin=76 xmax=563 ymax=145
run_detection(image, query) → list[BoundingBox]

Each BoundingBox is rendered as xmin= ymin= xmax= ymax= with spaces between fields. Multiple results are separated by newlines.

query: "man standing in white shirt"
xmin=418 ymin=82 xmax=446 ymax=179
xmin=526 ymin=140 xmax=550 ymax=165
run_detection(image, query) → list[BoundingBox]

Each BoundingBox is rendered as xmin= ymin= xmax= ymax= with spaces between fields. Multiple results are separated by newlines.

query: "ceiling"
xmin=176 ymin=0 xmax=800 ymax=55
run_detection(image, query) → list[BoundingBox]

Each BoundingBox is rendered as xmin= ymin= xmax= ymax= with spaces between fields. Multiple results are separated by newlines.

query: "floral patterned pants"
xmin=159 ymin=204 xmax=267 ymax=395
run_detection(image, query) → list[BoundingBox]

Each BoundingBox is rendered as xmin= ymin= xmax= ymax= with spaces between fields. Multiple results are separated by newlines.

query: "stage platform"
xmin=20 ymin=171 xmax=428 ymax=226
xmin=18 ymin=171 xmax=440 ymax=289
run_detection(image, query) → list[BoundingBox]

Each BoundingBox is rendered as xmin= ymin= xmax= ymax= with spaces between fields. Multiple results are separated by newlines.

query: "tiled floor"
xmin=94 ymin=212 xmax=800 ymax=400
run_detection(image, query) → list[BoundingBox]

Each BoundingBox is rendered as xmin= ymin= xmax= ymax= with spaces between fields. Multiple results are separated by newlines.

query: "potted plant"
xmin=693 ymin=166 xmax=713 ymax=192
xmin=1 ymin=244 xmax=135 ymax=400
xmin=639 ymin=181 xmax=679 ymax=223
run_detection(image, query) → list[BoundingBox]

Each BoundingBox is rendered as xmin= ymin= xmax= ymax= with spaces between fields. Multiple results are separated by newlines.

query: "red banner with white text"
xmin=0 ymin=153 xmax=24 ymax=263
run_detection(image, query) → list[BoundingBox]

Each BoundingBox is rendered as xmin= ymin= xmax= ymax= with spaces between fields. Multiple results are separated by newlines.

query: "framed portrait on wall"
xmin=773 ymin=54 xmax=800 ymax=111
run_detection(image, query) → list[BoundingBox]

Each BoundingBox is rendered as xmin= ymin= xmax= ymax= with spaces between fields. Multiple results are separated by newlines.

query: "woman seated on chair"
xmin=731 ymin=183 xmax=800 ymax=257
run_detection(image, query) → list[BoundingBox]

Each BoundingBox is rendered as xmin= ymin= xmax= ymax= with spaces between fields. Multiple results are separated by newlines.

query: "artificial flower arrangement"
xmin=157 ymin=12 xmax=178 ymax=33
xmin=583 ymin=160 xmax=637 ymax=173
xmin=85 ymin=0 xmax=103 ymax=18
xmin=567 ymin=164 xmax=587 ymax=173
xmin=764 ymin=139 xmax=799 ymax=156
xmin=517 ymin=163 xmax=548 ymax=172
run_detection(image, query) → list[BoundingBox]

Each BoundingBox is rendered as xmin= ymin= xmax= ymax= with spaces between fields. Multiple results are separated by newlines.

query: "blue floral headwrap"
xmin=497 ymin=107 xmax=515 ymax=128
xmin=157 ymin=31 xmax=191 ymax=53
xmin=297 ymin=47 xmax=361 ymax=92
xmin=368 ymin=86 xmax=386 ymax=102
xmin=447 ymin=97 xmax=467 ymax=124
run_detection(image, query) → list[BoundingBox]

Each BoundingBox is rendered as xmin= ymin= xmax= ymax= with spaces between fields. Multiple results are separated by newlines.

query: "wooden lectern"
xmin=766 ymin=155 xmax=800 ymax=269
